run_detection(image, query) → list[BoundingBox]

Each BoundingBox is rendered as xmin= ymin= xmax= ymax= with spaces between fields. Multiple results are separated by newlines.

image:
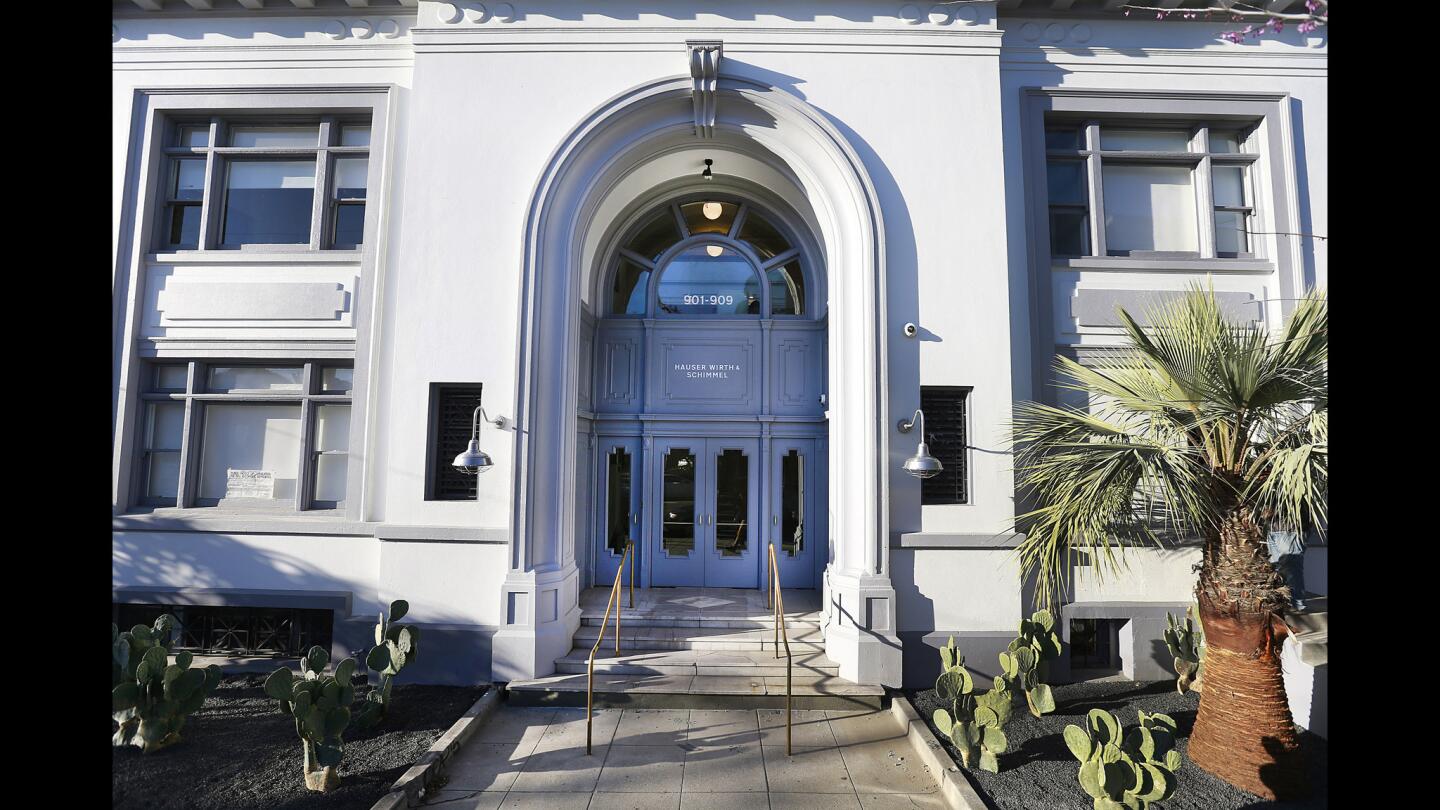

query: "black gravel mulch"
xmin=113 ymin=674 xmax=487 ymax=810
xmin=907 ymin=679 xmax=1327 ymax=810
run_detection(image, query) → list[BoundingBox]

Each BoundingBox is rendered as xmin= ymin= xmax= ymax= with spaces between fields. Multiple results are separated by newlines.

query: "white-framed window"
xmin=1044 ymin=121 xmax=1258 ymax=260
xmin=135 ymin=361 xmax=354 ymax=511
xmin=157 ymin=116 xmax=371 ymax=251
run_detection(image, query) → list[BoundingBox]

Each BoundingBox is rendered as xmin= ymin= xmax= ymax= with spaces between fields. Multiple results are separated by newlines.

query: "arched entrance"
xmin=492 ymin=73 xmax=904 ymax=686
xmin=589 ymin=193 xmax=827 ymax=590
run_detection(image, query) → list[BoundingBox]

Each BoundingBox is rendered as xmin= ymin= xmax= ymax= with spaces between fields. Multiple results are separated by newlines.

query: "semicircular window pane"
xmin=611 ymin=257 xmax=651 ymax=315
xmin=626 ymin=209 xmax=683 ymax=263
xmin=767 ymin=260 xmax=804 ymax=316
xmin=656 ymin=244 xmax=761 ymax=316
xmin=737 ymin=210 xmax=792 ymax=261
xmin=681 ymin=201 xmax=739 ymax=237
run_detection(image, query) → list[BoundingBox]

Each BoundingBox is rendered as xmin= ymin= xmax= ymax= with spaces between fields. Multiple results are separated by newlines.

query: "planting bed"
xmin=113 ymin=674 xmax=487 ymax=810
xmin=909 ymin=679 xmax=1328 ymax=810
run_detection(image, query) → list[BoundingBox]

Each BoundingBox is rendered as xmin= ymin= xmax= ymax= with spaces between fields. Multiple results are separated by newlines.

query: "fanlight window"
xmin=610 ymin=198 xmax=806 ymax=317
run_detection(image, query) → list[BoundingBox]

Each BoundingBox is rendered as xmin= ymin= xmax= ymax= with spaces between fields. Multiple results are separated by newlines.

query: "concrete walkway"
xmin=423 ymin=705 xmax=945 ymax=809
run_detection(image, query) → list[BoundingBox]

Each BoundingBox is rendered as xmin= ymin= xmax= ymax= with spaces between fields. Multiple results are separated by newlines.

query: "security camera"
xmin=903 ymin=322 xmax=918 ymax=338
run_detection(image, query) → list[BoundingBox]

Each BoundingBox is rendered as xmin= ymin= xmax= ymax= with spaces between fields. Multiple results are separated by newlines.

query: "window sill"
xmin=148 ymin=250 xmax=363 ymax=265
xmin=115 ymin=509 xmax=371 ymax=537
xmin=1053 ymin=257 xmax=1273 ymax=273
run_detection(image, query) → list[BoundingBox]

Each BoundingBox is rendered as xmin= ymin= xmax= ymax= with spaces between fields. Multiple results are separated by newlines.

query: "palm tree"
xmin=1010 ymin=284 xmax=1326 ymax=799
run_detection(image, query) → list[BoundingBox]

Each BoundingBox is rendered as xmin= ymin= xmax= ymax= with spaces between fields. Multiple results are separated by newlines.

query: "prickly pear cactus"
xmin=931 ymin=637 xmax=1010 ymax=773
xmin=265 ymin=646 xmax=357 ymax=793
xmin=999 ymin=609 xmax=1061 ymax=717
xmin=1164 ymin=604 xmax=1205 ymax=694
xmin=112 ymin=615 xmax=223 ymax=753
xmin=354 ymin=599 xmax=420 ymax=730
xmin=1064 ymin=709 xmax=1183 ymax=810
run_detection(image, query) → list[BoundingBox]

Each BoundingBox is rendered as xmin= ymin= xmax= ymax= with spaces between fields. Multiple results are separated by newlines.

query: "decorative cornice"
xmin=686 ymin=39 xmax=722 ymax=139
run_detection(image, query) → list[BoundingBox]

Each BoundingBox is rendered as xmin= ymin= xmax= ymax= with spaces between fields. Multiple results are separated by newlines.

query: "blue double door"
xmin=594 ymin=434 xmax=821 ymax=590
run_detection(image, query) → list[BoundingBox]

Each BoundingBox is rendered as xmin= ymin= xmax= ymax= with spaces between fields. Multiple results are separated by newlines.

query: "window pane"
xmin=662 ymin=448 xmax=696 ymax=557
xmin=781 ymin=449 xmax=804 ymax=557
xmin=656 ymin=244 xmax=761 ymax=316
xmin=1208 ymin=130 xmax=1242 ymax=153
xmin=612 ymin=258 xmax=651 ymax=315
xmin=321 ymin=366 xmax=353 ymax=392
xmin=148 ymin=402 xmax=185 ymax=450
xmin=606 ymin=448 xmax=632 ymax=556
xmin=167 ymin=204 xmax=201 ymax=249
xmin=173 ymin=159 xmax=206 ymax=201
xmin=178 ymin=125 xmax=210 ymax=147
xmin=767 ymin=261 xmax=804 ymax=316
xmin=1101 ymin=129 xmax=1191 ymax=152
xmin=1049 ymin=208 xmax=1090 ymax=257
xmin=339 ymin=125 xmax=371 ymax=147
xmin=1212 ymin=166 xmax=1247 ymax=208
xmin=1101 ymin=164 xmax=1198 ymax=253
xmin=198 ymin=404 xmax=301 ymax=502
xmin=315 ymin=405 xmax=350 ymax=452
xmin=222 ymin=161 xmax=315 ymax=245
xmin=314 ymin=455 xmax=348 ymax=504
xmin=1046 ymin=160 xmax=1086 ymax=205
xmin=737 ymin=210 xmax=792 ymax=261
xmin=154 ymin=364 xmax=189 ymax=391
xmin=332 ymin=158 xmax=368 ymax=199
xmin=146 ymin=452 xmax=182 ymax=500
xmin=681 ymin=201 xmax=739 ymax=237
xmin=1215 ymin=210 xmax=1249 ymax=256
xmin=334 ymin=203 xmax=366 ymax=247
xmin=715 ymin=448 xmax=749 ymax=558
xmin=229 ymin=126 xmax=318 ymax=148
xmin=1046 ymin=128 xmax=1081 ymax=150
xmin=625 ymin=210 xmax=681 ymax=263
xmin=207 ymin=366 xmax=304 ymax=392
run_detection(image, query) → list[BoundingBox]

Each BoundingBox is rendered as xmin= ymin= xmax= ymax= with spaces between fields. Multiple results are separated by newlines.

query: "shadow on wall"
xmin=112 ymin=533 xmax=493 ymax=686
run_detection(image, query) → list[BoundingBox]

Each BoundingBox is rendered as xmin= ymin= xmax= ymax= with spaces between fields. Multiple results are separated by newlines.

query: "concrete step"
xmin=579 ymin=613 xmax=822 ymax=630
xmin=555 ymin=647 xmax=841 ymax=677
xmin=505 ymin=671 xmax=884 ymax=711
xmin=572 ymin=624 xmax=826 ymax=653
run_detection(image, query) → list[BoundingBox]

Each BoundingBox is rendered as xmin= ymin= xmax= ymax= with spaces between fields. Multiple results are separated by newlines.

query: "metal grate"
xmin=113 ymin=603 xmax=333 ymax=658
xmin=920 ymin=386 xmax=970 ymax=505
xmin=428 ymin=384 xmax=485 ymax=500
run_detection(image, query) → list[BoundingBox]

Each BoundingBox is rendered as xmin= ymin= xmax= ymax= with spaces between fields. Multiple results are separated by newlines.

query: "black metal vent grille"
xmin=113 ymin=603 xmax=333 ymax=658
xmin=429 ymin=383 xmax=485 ymax=501
xmin=920 ymin=386 xmax=970 ymax=505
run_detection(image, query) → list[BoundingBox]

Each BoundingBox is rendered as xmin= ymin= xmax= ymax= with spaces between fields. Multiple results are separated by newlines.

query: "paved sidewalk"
xmin=423 ymin=705 xmax=945 ymax=809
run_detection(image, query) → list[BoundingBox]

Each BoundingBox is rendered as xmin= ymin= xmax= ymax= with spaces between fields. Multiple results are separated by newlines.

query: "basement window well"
xmin=1069 ymin=618 xmax=1123 ymax=676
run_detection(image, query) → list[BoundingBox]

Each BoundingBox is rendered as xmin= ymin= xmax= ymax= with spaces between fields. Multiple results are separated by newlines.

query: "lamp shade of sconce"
xmin=452 ymin=439 xmax=494 ymax=475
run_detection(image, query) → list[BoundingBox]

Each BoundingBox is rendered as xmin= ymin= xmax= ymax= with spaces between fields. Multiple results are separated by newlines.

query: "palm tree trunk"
xmin=1188 ymin=508 xmax=1304 ymax=800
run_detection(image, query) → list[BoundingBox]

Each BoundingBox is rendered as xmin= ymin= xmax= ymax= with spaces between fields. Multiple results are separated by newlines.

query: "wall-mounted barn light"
xmin=452 ymin=405 xmax=510 ymax=477
xmin=897 ymin=408 xmax=943 ymax=479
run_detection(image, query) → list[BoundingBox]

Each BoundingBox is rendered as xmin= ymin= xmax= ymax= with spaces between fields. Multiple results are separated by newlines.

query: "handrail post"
xmin=628 ymin=540 xmax=635 ymax=608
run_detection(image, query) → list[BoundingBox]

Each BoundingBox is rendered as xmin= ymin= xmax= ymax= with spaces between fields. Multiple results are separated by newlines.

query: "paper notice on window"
xmin=226 ymin=469 xmax=275 ymax=499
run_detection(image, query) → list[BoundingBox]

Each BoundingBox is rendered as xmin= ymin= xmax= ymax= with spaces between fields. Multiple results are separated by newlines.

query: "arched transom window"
xmin=610 ymin=197 xmax=807 ymax=318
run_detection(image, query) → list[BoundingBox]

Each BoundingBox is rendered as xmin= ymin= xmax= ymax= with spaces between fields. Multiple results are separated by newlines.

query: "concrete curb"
xmin=369 ymin=685 xmax=501 ymax=810
xmin=890 ymin=694 xmax=988 ymax=810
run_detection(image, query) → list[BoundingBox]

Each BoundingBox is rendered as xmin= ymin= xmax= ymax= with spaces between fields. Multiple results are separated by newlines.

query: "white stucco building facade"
xmin=112 ymin=0 xmax=1327 ymax=696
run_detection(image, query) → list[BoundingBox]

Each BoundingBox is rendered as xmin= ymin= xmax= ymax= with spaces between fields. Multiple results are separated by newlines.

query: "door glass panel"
xmin=714 ymin=448 xmax=749 ymax=558
xmin=781 ymin=449 xmax=804 ymax=557
xmin=606 ymin=448 xmax=632 ymax=556
xmin=662 ymin=448 xmax=696 ymax=557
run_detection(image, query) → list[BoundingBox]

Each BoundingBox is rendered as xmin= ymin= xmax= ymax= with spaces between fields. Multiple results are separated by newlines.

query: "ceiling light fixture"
xmin=702 ymin=201 xmax=723 ymax=220
xmin=701 ymin=158 xmax=714 ymax=181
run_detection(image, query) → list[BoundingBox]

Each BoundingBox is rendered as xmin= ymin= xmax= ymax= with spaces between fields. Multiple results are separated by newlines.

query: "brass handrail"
xmin=587 ymin=540 xmax=632 ymax=755
xmin=767 ymin=542 xmax=792 ymax=756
